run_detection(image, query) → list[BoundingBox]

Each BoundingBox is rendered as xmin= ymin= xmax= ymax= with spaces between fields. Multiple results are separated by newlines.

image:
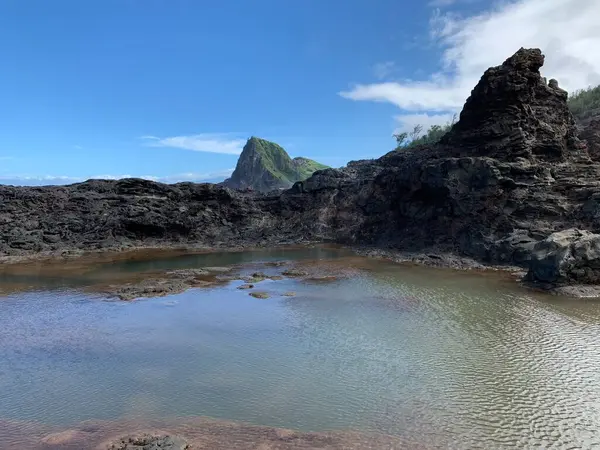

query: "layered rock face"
xmin=2 ymin=48 xmax=600 ymax=290
xmin=441 ymin=48 xmax=584 ymax=161
xmin=0 ymin=179 xmax=280 ymax=255
xmin=580 ymin=118 xmax=600 ymax=161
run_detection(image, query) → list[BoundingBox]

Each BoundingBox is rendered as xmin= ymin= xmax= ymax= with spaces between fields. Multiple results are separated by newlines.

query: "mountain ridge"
xmin=222 ymin=137 xmax=328 ymax=192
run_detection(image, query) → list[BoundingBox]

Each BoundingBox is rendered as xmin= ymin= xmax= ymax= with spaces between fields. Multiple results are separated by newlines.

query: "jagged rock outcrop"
xmin=2 ymin=48 xmax=600 ymax=293
xmin=222 ymin=137 xmax=328 ymax=192
xmin=526 ymin=229 xmax=600 ymax=285
xmin=580 ymin=118 xmax=600 ymax=161
xmin=441 ymin=48 xmax=585 ymax=161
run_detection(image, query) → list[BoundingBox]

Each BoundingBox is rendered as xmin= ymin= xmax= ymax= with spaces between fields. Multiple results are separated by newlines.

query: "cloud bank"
xmin=0 ymin=169 xmax=234 ymax=187
xmin=340 ymin=0 xmax=600 ymax=132
xmin=141 ymin=133 xmax=245 ymax=155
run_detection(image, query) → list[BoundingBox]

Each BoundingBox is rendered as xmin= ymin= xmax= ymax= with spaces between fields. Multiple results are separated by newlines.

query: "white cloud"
xmin=428 ymin=0 xmax=457 ymax=7
xmin=0 ymin=169 xmax=235 ymax=186
xmin=341 ymin=0 xmax=600 ymax=124
xmin=373 ymin=61 xmax=396 ymax=80
xmin=141 ymin=133 xmax=245 ymax=155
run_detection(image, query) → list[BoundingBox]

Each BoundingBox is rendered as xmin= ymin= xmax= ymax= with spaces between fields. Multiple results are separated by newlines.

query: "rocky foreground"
xmin=2 ymin=48 xmax=600 ymax=294
xmin=0 ymin=417 xmax=419 ymax=449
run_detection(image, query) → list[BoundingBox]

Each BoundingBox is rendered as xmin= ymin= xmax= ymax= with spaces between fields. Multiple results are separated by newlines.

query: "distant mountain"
xmin=222 ymin=137 xmax=328 ymax=192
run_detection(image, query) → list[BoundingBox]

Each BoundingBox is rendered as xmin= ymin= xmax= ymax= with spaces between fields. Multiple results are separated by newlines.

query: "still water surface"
xmin=1 ymin=247 xmax=600 ymax=448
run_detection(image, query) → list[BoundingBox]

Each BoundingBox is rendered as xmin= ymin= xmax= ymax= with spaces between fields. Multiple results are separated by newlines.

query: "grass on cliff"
xmin=394 ymin=115 xmax=457 ymax=150
xmin=248 ymin=137 xmax=328 ymax=182
xmin=392 ymin=84 xmax=600 ymax=150
xmin=293 ymin=157 xmax=329 ymax=180
xmin=568 ymin=85 xmax=600 ymax=121
xmin=248 ymin=137 xmax=296 ymax=182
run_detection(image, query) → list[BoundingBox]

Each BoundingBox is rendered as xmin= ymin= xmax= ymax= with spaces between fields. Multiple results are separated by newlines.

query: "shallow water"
xmin=1 ymin=247 xmax=600 ymax=448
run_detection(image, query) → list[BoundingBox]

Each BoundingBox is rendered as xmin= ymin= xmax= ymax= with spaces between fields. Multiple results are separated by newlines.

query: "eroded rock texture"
xmin=2 ymin=48 xmax=600 ymax=289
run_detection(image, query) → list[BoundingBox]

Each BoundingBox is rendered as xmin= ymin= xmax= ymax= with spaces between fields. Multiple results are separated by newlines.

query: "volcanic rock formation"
xmin=2 ymin=48 xmax=600 ymax=292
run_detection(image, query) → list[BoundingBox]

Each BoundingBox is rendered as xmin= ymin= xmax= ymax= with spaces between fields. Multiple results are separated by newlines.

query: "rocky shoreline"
xmin=2 ymin=48 xmax=600 ymax=296
xmin=0 ymin=416 xmax=420 ymax=450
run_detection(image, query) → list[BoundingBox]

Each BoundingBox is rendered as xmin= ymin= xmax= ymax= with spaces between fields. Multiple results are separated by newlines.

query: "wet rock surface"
xmin=102 ymin=269 xmax=227 ymax=300
xmin=107 ymin=279 xmax=192 ymax=301
xmin=107 ymin=434 xmax=189 ymax=450
xmin=2 ymin=48 xmax=600 ymax=294
xmin=526 ymin=229 xmax=600 ymax=286
xmin=0 ymin=416 xmax=417 ymax=450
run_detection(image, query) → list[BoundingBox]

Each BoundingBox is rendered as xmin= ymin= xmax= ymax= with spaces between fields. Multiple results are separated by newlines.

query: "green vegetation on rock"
xmin=568 ymin=85 xmax=600 ymax=122
xmin=393 ymin=84 xmax=600 ymax=150
xmin=223 ymin=137 xmax=328 ymax=192
xmin=292 ymin=157 xmax=329 ymax=180
xmin=394 ymin=115 xmax=457 ymax=150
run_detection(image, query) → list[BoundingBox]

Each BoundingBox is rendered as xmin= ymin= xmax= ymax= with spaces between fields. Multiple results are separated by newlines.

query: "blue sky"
xmin=1 ymin=0 xmax=598 ymax=185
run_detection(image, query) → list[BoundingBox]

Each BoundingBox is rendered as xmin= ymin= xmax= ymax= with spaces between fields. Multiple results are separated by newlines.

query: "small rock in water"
xmin=203 ymin=266 xmax=233 ymax=273
xmin=264 ymin=261 xmax=287 ymax=267
xmin=304 ymin=275 xmax=338 ymax=282
xmin=283 ymin=291 xmax=296 ymax=297
xmin=109 ymin=279 xmax=189 ymax=301
xmin=166 ymin=268 xmax=209 ymax=278
xmin=107 ymin=434 xmax=189 ymax=450
xmin=243 ymin=272 xmax=268 ymax=283
xmin=249 ymin=291 xmax=270 ymax=299
xmin=281 ymin=268 xmax=309 ymax=277
xmin=251 ymin=271 xmax=268 ymax=279
xmin=238 ymin=284 xmax=254 ymax=290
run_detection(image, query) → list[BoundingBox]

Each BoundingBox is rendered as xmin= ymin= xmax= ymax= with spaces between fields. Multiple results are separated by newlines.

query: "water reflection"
xmin=1 ymin=250 xmax=600 ymax=448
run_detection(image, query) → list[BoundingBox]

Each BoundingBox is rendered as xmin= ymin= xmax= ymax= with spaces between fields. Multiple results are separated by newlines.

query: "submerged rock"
xmin=166 ymin=269 xmax=210 ymax=278
xmin=243 ymin=271 xmax=269 ymax=283
xmin=281 ymin=268 xmax=309 ymax=277
xmin=203 ymin=266 xmax=234 ymax=273
xmin=108 ymin=279 xmax=191 ymax=301
xmin=249 ymin=291 xmax=270 ymax=299
xmin=107 ymin=434 xmax=189 ymax=450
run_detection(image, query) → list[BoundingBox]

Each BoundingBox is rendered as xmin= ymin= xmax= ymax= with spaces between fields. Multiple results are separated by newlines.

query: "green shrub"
xmin=393 ymin=114 xmax=457 ymax=150
xmin=568 ymin=85 xmax=600 ymax=120
xmin=393 ymin=84 xmax=600 ymax=149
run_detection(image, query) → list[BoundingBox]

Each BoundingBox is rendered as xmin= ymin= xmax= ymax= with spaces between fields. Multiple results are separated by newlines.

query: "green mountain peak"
xmin=223 ymin=137 xmax=328 ymax=192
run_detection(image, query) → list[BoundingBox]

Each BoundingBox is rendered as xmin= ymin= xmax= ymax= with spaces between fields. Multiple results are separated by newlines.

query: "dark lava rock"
xmin=107 ymin=434 xmax=189 ymax=450
xmin=580 ymin=118 xmax=600 ymax=161
xmin=526 ymin=229 xmax=600 ymax=285
xmin=108 ymin=279 xmax=191 ymax=301
xmin=441 ymin=47 xmax=584 ymax=161
xmin=166 ymin=269 xmax=210 ymax=279
xmin=3 ymin=48 xmax=600 ymax=294
xmin=281 ymin=269 xmax=309 ymax=277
